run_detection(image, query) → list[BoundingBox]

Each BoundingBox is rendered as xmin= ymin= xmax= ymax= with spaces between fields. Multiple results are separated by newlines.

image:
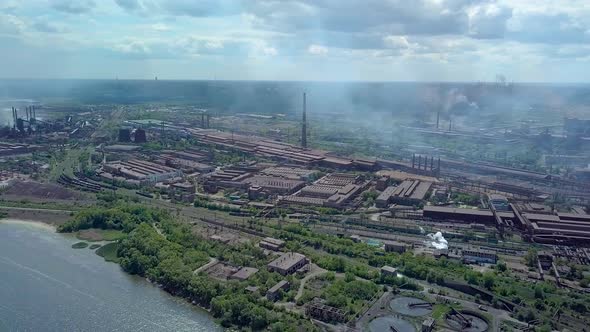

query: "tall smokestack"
xmin=448 ymin=118 xmax=452 ymax=132
xmin=418 ymin=155 xmax=422 ymax=170
xmin=436 ymin=109 xmax=440 ymax=129
xmin=301 ymin=92 xmax=307 ymax=148
xmin=412 ymin=154 xmax=416 ymax=168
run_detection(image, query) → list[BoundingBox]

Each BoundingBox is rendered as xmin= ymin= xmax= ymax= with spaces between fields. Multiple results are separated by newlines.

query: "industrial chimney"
xmin=301 ymin=92 xmax=307 ymax=149
xmin=436 ymin=109 xmax=440 ymax=129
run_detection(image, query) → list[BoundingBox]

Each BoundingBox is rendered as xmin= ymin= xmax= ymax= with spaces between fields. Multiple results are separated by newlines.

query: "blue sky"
xmin=1 ymin=0 xmax=589 ymax=82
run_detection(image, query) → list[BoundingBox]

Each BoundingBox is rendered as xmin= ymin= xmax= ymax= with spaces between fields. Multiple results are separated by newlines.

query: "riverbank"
xmin=0 ymin=221 xmax=221 ymax=331
xmin=0 ymin=206 xmax=72 ymax=225
xmin=0 ymin=217 xmax=57 ymax=231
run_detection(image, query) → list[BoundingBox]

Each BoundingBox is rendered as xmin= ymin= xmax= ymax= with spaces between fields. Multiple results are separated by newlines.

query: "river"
xmin=0 ymin=220 xmax=221 ymax=332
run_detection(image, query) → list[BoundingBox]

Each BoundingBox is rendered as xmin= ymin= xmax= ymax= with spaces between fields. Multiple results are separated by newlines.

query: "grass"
xmin=432 ymin=304 xmax=451 ymax=320
xmin=72 ymin=241 xmax=89 ymax=249
xmin=89 ymin=244 xmax=102 ymax=250
xmin=96 ymin=242 xmax=120 ymax=263
xmin=77 ymin=229 xmax=126 ymax=242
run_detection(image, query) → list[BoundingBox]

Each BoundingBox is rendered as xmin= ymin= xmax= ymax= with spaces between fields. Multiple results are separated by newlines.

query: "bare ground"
xmin=0 ymin=207 xmax=73 ymax=225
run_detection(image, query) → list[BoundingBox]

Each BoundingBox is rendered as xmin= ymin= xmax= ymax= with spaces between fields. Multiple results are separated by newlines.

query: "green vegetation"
xmin=61 ymin=204 xmax=317 ymax=331
xmin=324 ymin=277 xmax=379 ymax=313
xmin=451 ymin=192 xmax=481 ymax=206
xmin=96 ymin=243 xmax=120 ymax=263
xmin=59 ymin=197 xmax=590 ymax=330
xmin=71 ymin=242 xmax=89 ymax=249
xmin=58 ymin=205 xmax=167 ymax=233
xmin=432 ymin=304 xmax=451 ymax=319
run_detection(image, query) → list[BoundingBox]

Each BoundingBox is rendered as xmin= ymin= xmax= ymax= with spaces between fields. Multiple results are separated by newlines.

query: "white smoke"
xmin=418 ymin=226 xmax=425 ymax=234
xmin=426 ymin=231 xmax=448 ymax=250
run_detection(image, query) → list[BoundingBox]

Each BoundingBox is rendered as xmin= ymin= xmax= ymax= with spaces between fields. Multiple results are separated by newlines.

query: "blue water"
xmin=0 ymin=220 xmax=221 ymax=332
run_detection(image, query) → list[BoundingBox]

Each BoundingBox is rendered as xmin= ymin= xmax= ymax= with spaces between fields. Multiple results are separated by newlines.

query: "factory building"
xmin=260 ymin=166 xmax=318 ymax=181
xmin=384 ymin=241 xmax=408 ymax=253
xmin=118 ymin=128 xmax=131 ymax=142
xmin=244 ymin=176 xmax=305 ymax=196
xmin=133 ymin=128 xmax=147 ymax=143
xmin=376 ymin=180 xmax=432 ymax=207
xmin=376 ymin=186 xmax=398 ymax=208
xmin=188 ymin=128 xmax=379 ymax=171
xmin=229 ymin=267 xmax=259 ymax=281
xmin=461 ymin=249 xmax=498 ymax=264
xmin=267 ymin=252 xmax=308 ymax=276
xmin=380 ymin=266 xmax=398 ymax=277
xmin=266 ymin=280 xmax=290 ymax=301
xmin=0 ymin=142 xmax=39 ymax=156
xmin=375 ymin=176 xmax=390 ymax=191
xmin=259 ymin=237 xmax=285 ymax=251
xmin=162 ymin=156 xmax=214 ymax=174
xmin=564 ymin=117 xmax=590 ymax=137
xmin=423 ymin=206 xmax=515 ymax=225
xmin=203 ymin=167 xmax=252 ymax=192
xmin=171 ymin=149 xmax=210 ymax=162
xmin=280 ymin=173 xmax=369 ymax=208
xmin=102 ymin=159 xmax=182 ymax=185
xmin=488 ymin=194 xmax=510 ymax=211
xmin=511 ymin=204 xmax=590 ymax=244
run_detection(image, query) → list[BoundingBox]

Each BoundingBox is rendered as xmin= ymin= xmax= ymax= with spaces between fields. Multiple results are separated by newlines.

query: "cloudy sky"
xmin=1 ymin=0 xmax=589 ymax=82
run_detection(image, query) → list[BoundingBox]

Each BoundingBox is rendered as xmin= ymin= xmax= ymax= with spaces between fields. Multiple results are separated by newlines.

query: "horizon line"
xmin=0 ymin=77 xmax=589 ymax=85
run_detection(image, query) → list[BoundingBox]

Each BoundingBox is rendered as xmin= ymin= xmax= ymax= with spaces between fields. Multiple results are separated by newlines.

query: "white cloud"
xmin=308 ymin=44 xmax=328 ymax=56
xmin=1 ymin=0 xmax=590 ymax=81
xmin=383 ymin=36 xmax=411 ymax=49
xmin=152 ymin=23 xmax=171 ymax=31
xmin=113 ymin=40 xmax=151 ymax=54
xmin=0 ymin=14 xmax=26 ymax=35
xmin=205 ymin=40 xmax=224 ymax=50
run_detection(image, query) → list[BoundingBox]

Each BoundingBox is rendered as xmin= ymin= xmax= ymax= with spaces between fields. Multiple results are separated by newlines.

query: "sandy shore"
xmin=0 ymin=218 xmax=57 ymax=232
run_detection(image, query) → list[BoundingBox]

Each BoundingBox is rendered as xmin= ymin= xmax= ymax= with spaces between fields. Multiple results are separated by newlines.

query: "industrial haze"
xmin=2 ymin=78 xmax=590 ymax=332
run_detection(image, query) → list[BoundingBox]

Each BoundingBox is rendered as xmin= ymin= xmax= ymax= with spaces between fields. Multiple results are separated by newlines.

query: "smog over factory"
xmin=1 ymin=1 xmax=590 ymax=331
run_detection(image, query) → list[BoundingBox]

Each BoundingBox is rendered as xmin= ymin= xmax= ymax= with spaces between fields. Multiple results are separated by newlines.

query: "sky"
xmin=0 ymin=0 xmax=589 ymax=82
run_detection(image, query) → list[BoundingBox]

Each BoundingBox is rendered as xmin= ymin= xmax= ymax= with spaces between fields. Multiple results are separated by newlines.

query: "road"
xmin=294 ymin=264 xmax=327 ymax=301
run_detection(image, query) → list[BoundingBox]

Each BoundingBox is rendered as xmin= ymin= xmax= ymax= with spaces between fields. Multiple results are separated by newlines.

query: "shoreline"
xmin=0 ymin=206 xmax=72 ymax=225
xmin=0 ymin=217 xmax=57 ymax=232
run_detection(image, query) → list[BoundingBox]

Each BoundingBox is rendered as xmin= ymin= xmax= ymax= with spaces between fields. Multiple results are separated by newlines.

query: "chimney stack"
xmin=301 ymin=92 xmax=307 ymax=148
xmin=412 ymin=154 xmax=416 ymax=168
xmin=436 ymin=109 xmax=440 ymax=129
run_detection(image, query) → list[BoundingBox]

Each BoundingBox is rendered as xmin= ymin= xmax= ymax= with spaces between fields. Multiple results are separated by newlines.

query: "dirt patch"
xmin=0 ymin=207 xmax=73 ymax=225
xmin=77 ymin=229 xmax=103 ymax=241
xmin=3 ymin=181 xmax=81 ymax=200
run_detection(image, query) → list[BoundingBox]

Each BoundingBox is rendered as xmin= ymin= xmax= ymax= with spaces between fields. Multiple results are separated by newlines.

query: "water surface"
xmin=0 ymin=220 xmax=221 ymax=332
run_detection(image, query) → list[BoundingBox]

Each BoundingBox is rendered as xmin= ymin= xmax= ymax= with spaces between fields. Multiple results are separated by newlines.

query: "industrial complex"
xmin=1 ymin=89 xmax=590 ymax=332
